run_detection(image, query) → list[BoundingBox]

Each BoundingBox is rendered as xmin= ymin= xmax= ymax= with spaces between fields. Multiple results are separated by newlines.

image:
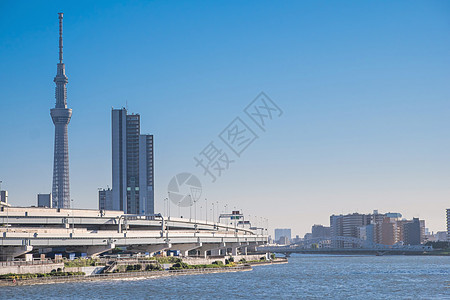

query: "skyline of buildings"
xmin=274 ymin=209 xmax=449 ymax=247
xmin=1 ymin=2 xmax=449 ymax=239
xmin=329 ymin=211 xmax=424 ymax=248
xmin=0 ymin=9 xmax=446 ymax=237
xmin=50 ymin=13 xmax=72 ymax=209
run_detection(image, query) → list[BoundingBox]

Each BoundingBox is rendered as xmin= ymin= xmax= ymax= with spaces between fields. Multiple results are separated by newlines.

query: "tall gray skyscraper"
xmin=51 ymin=13 xmax=72 ymax=209
xmin=112 ymin=108 xmax=154 ymax=214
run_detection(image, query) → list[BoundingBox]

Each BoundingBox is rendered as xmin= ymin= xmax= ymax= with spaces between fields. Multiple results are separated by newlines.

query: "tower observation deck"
xmin=50 ymin=13 xmax=72 ymax=208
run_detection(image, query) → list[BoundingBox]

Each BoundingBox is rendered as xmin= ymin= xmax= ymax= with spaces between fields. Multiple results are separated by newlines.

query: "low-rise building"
xmin=447 ymin=209 xmax=450 ymax=241
xmin=435 ymin=231 xmax=448 ymax=242
xmin=98 ymin=188 xmax=113 ymax=210
xmin=37 ymin=193 xmax=52 ymax=208
xmin=0 ymin=190 xmax=8 ymax=206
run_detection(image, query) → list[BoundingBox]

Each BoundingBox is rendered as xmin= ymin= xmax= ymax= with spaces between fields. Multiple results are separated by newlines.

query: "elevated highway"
xmin=0 ymin=207 xmax=267 ymax=260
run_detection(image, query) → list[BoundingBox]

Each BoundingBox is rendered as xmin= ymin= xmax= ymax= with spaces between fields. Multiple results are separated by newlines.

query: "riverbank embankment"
xmin=0 ymin=265 xmax=252 ymax=286
xmin=245 ymin=257 xmax=288 ymax=266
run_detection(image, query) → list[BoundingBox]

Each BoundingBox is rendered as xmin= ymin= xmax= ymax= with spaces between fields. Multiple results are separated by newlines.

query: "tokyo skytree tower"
xmin=50 ymin=13 xmax=72 ymax=208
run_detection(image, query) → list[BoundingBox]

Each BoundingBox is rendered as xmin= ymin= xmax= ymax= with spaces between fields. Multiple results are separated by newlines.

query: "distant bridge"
xmin=258 ymin=236 xmax=433 ymax=255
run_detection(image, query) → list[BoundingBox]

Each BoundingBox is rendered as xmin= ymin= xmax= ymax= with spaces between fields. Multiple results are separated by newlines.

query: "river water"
xmin=1 ymin=255 xmax=449 ymax=299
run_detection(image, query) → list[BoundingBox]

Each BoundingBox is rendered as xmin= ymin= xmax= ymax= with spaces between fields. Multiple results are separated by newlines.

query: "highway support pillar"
xmin=84 ymin=244 xmax=116 ymax=257
xmin=226 ymin=243 xmax=241 ymax=256
xmin=130 ymin=243 xmax=172 ymax=256
xmin=0 ymin=245 xmax=33 ymax=261
xmin=198 ymin=243 xmax=225 ymax=258
xmin=174 ymin=243 xmax=202 ymax=257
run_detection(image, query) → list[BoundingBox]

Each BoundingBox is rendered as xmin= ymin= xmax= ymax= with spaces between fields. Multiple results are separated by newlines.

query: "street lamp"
xmin=205 ymin=198 xmax=208 ymax=223
xmin=71 ymin=199 xmax=74 ymax=234
xmin=194 ymin=198 xmax=197 ymax=222
xmin=167 ymin=192 xmax=171 ymax=219
xmin=163 ymin=198 xmax=166 ymax=216
xmin=189 ymin=195 xmax=192 ymax=221
xmin=165 ymin=197 xmax=170 ymax=217
xmin=216 ymin=201 xmax=219 ymax=222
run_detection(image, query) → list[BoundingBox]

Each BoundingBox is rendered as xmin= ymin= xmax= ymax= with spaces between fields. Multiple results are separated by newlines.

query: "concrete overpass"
xmin=0 ymin=207 xmax=267 ymax=260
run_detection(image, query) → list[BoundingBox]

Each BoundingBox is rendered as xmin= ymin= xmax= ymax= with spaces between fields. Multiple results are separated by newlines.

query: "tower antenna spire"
xmin=58 ymin=12 xmax=64 ymax=63
xmin=51 ymin=12 xmax=72 ymax=209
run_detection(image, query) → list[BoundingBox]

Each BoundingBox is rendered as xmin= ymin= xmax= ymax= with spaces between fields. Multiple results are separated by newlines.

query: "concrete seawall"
xmin=247 ymin=258 xmax=288 ymax=266
xmin=0 ymin=262 xmax=64 ymax=275
xmin=64 ymin=266 xmax=105 ymax=275
xmin=0 ymin=265 xmax=253 ymax=287
xmin=183 ymin=254 xmax=266 ymax=265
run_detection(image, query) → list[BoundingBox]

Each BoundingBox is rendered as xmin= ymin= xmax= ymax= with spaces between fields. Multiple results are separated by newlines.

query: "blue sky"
xmin=0 ymin=1 xmax=449 ymax=235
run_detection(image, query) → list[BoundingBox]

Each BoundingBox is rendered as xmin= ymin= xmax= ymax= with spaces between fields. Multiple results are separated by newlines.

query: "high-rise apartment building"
xmin=380 ymin=217 xmax=397 ymax=245
xmin=342 ymin=213 xmax=370 ymax=248
xmin=139 ymin=135 xmax=154 ymax=214
xmin=111 ymin=108 xmax=154 ymax=214
xmin=446 ymin=209 xmax=449 ymax=241
xmin=329 ymin=211 xmax=425 ymax=247
xmin=330 ymin=211 xmax=388 ymax=248
xmin=419 ymin=220 xmax=426 ymax=244
xmin=330 ymin=215 xmax=344 ymax=248
xmin=395 ymin=219 xmax=409 ymax=243
xmin=403 ymin=218 xmax=421 ymax=245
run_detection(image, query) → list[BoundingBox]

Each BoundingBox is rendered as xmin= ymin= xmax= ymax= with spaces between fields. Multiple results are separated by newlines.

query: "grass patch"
xmin=64 ymin=258 xmax=98 ymax=268
xmin=0 ymin=271 xmax=85 ymax=280
xmin=169 ymin=260 xmax=237 ymax=270
xmin=153 ymin=257 xmax=182 ymax=264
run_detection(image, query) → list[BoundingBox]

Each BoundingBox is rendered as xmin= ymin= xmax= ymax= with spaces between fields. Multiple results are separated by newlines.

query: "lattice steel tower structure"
xmin=50 ymin=13 xmax=72 ymax=208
